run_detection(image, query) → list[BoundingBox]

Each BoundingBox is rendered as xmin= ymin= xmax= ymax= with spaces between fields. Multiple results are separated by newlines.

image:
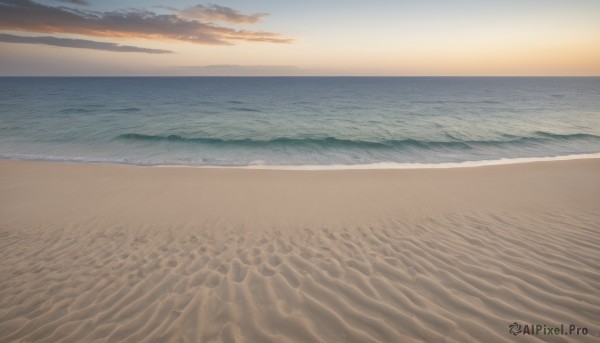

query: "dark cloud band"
xmin=53 ymin=0 xmax=89 ymax=6
xmin=0 ymin=33 xmax=172 ymax=53
xmin=0 ymin=0 xmax=291 ymax=45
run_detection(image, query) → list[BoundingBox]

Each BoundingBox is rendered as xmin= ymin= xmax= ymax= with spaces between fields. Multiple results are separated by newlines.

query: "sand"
xmin=0 ymin=159 xmax=598 ymax=342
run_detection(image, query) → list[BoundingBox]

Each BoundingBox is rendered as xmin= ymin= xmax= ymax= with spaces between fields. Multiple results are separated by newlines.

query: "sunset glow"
xmin=1 ymin=0 xmax=599 ymax=76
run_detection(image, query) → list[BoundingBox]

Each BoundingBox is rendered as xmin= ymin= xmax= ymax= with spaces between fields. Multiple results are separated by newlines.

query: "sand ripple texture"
xmin=0 ymin=212 xmax=599 ymax=343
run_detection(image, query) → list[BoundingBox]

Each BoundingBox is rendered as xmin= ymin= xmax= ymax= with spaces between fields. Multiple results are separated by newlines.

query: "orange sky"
xmin=0 ymin=0 xmax=599 ymax=76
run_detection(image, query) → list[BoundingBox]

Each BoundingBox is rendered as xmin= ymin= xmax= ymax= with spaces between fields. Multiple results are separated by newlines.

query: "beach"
xmin=2 ymin=0 xmax=599 ymax=341
xmin=0 ymin=158 xmax=598 ymax=342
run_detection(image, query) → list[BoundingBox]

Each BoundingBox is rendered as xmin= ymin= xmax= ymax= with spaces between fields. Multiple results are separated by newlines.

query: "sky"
xmin=0 ymin=0 xmax=599 ymax=76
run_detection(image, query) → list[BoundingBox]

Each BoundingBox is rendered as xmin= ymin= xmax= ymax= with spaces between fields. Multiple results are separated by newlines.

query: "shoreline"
xmin=1 ymin=151 xmax=599 ymax=170
xmin=2 ymin=157 xmax=599 ymax=230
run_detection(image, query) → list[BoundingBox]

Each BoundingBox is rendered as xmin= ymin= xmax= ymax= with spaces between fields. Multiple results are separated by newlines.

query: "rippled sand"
xmin=1 ymin=160 xmax=599 ymax=342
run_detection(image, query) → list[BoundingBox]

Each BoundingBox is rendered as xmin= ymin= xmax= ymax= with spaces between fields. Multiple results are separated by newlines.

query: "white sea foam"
xmin=151 ymin=153 xmax=600 ymax=170
xmin=3 ymin=152 xmax=600 ymax=170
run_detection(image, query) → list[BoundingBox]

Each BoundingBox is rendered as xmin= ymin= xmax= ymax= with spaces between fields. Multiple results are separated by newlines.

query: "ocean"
xmin=0 ymin=77 xmax=599 ymax=168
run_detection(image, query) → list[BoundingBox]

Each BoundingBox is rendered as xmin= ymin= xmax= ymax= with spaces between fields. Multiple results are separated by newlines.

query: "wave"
xmin=113 ymin=107 xmax=142 ymax=112
xmin=60 ymin=108 xmax=95 ymax=114
xmin=115 ymin=132 xmax=600 ymax=150
xmin=229 ymin=107 xmax=261 ymax=112
xmin=60 ymin=107 xmax=141 ymax=114
xmin=410 ymin=100 xmax=502 ymax=105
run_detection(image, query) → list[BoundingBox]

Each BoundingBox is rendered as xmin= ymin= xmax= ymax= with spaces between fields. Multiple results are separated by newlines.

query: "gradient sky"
xmin=1 ymin=0 xmax=599 ymax=76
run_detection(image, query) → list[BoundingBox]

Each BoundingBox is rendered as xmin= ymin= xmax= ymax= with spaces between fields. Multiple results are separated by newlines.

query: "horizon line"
xmin=1 ymin=75 xmax=599 ymax=78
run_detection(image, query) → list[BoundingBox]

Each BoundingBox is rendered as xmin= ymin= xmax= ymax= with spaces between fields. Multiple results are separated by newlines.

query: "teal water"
xmin=0 ymin=77 xmax=599 ymax=167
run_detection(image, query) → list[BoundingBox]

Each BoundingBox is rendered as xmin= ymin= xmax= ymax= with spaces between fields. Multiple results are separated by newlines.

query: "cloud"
xmin=178 ymin=4 xmax=267 ymax=24
xmin=0 ymin=33 xmax=172 ymax=53
xmin=0 ymin=0 xmax=292 ymax=45
xmin=53 ymin=0 xmax=89 ymax=6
